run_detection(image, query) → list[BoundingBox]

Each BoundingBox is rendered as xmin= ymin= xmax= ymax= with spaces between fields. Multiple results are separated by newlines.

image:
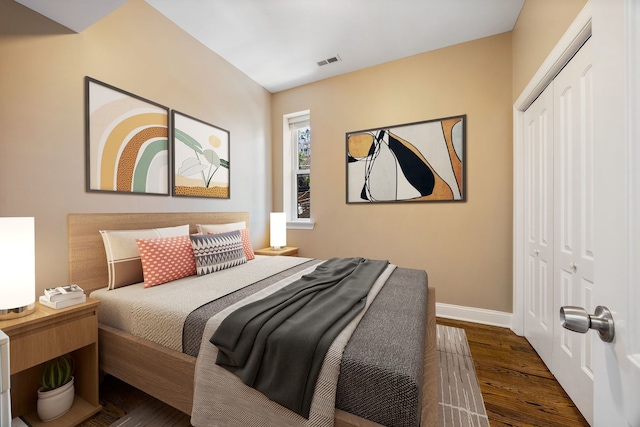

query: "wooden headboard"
xmin=68 ymin=212 xmax=250 ymax=295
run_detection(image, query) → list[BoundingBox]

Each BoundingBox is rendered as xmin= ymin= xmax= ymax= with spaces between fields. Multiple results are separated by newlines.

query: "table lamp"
xmin=0 ymin=217 xmax=36 ymax=320
xmin=270 ymin=212 xmax=287 ymax=249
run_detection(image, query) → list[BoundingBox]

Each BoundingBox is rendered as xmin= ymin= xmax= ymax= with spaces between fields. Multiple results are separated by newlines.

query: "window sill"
xmin=287 ymin=221 xmax=315 ymax=230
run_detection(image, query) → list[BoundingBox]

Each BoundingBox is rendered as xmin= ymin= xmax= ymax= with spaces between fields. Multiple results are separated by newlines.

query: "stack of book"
xmin=39 ymin=284 xmax=86 ymax=309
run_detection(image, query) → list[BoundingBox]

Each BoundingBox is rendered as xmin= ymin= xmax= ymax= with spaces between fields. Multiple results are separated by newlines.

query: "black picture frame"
xmin=171 ymin=110 xmax=230 ymax=199
xmin=346 ymin=114 xmax=466 ymax=203
xmin=85 ymin=77 xmax=170 ymax=195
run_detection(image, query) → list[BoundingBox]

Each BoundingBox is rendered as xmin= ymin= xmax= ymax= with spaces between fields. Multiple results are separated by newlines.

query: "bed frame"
xmin=68 ymin=212 xmax=438 ymax=426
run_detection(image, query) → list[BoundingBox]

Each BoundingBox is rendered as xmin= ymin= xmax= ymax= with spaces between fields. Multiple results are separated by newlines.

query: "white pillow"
xmin=100 ymin=225 xmax=189 ymax=290
xmin=196 ymin=221 xmax=246 ymax=234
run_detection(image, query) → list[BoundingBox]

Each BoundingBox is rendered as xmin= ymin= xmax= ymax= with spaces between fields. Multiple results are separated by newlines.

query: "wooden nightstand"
xmin=0 ymin=298 xmax=101 ymax=426
xmin=254 ymin=246 xmax=299 ymax=256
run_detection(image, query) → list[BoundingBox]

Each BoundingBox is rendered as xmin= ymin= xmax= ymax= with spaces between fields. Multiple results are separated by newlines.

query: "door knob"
xmin=559 ymin=305 xmax=615 ymax=342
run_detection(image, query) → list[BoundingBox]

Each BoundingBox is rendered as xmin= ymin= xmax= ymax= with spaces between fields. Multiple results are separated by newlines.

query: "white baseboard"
xmin=436 ymin=303 xmax=512 ymax=328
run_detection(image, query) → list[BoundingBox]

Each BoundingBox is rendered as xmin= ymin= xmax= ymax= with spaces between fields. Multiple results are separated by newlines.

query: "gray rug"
xmin=437 ymin=325 xmax=489 ymax=427
xmin=109 ymin=397 xmax=191 ymax=427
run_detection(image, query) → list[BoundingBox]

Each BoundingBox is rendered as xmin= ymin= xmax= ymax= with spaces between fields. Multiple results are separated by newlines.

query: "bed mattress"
xmin=91 ymin=256 xmax=428 ymax=426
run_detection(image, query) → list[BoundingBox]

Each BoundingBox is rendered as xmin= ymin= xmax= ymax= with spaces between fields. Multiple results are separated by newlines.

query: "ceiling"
xmin=16 ymin=0 xmax=525 ymax=93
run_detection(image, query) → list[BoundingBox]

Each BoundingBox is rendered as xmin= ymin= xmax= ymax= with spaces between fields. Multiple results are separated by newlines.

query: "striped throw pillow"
xmin=189 ymin=231 xmax=247 ymax=276
xmin=208 ymin=228 xmax=255 ymax=261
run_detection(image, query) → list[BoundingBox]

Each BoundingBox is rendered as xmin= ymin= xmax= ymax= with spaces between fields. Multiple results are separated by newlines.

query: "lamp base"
xmin=0 ymin=303 xmax=35 ymax=320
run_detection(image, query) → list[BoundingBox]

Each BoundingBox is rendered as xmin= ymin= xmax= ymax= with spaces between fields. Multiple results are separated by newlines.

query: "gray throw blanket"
xmin=210 ymin=257 xmax=389 ymax=418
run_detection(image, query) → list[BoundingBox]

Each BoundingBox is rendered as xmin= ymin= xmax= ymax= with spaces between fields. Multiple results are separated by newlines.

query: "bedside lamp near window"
xmin=0 ymin=217 xmax=36 ymax=320
xmin=270 ymin=212 xmax=287 ymax=249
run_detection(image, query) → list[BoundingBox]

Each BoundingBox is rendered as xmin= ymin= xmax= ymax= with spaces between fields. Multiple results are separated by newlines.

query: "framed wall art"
xmin=172 ymin=111 xmax=230 ymax=198
xmin=346 ymin=115 xmax=466 ymax=203
xmin=85 ymin=77 xmax=170 ymax=195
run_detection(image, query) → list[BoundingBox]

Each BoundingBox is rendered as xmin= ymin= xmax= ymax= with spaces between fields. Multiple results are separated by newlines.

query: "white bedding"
xmin=90 ymin=255 xmax=310 ymax=352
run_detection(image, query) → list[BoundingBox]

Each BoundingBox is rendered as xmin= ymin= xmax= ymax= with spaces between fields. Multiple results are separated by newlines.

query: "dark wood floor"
xmin=437 ymin=318 xmax=589 ymax=427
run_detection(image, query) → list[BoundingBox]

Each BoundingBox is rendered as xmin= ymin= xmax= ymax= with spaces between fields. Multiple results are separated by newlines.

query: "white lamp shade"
xmin=0 ymin=217 xmax=36 ymax=310
xmin=270 ymin=212 xmax=287 ymax=249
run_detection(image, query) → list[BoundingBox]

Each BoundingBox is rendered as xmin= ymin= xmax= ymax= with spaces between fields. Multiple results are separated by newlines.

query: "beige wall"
xmin=512 ymin=0 xmax=589 ymax=100
xmin=272 ymin=34 xmax=514 ymax=312
xmin=0 ymin=0 xmax=272 ymax=297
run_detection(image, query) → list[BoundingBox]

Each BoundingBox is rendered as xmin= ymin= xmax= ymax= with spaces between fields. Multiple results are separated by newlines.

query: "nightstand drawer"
xmin=8 ymin=308 xmax=97 ymax=374
xmin=255 ymin=246 xmax=299 ymax=256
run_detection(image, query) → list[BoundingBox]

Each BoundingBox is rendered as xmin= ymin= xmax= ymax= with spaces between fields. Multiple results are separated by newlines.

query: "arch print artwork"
xmin=346 ymin=115 xmax=466 ymax=203
xmin=85 ymin=77 xmax=170 ymax=195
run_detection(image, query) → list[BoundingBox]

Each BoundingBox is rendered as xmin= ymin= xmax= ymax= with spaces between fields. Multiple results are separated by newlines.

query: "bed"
xmin=67 ymin=212 xmax=437 ymax=426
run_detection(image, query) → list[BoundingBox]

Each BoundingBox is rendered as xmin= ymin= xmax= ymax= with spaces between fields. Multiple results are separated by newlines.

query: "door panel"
xmin=592 ymin=0 xmax=640 ymax=424
xmin=552 ymin=38 xmax=594 ymax=425
xmin=523 ymin=83 xmax=555 ymax=369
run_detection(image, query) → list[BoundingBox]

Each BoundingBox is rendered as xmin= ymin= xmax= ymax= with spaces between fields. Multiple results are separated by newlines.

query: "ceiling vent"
xmin=317 ymin=55 xmax=341 ymax=67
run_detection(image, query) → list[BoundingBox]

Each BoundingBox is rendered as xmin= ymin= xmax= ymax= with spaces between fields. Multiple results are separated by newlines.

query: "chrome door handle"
xmin=560 ymin=306 xmax=615 ymax=342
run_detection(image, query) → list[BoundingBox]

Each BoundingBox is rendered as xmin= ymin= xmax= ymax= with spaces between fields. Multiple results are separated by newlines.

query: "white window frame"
xmin=282 ymin=110 xmax=314 ymax=229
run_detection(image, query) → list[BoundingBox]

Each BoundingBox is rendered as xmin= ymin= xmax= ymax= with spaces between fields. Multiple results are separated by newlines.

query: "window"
xmin=283 ymin=111 xmax=313 ymax=228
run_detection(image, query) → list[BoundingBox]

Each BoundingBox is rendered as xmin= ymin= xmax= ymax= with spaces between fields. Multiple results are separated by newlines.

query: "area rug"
xmin=109 ymin=397 xmax=190 ymax=427
xmin=437 ymin=324 xmax=489 ymax=427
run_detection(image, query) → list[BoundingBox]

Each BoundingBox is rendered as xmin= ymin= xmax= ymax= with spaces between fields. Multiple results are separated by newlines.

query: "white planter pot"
xmin=37 ymin=376 xmax=75 ymax=422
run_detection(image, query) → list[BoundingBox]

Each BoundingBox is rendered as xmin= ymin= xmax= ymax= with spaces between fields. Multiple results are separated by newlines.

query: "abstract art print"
xmin=86 ymin=77 xmax=170 ymax=195
xmin=172 ymin=111 xmax=230 ymax=198
xmin=346 ymin=115 xmax=465 ymax=203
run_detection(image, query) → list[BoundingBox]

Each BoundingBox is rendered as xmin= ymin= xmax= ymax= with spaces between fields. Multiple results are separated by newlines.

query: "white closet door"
xmin=552 ymin=38 xmax=594 ymax=425
xmin=523 ymin=83 xmax=555 ymax=369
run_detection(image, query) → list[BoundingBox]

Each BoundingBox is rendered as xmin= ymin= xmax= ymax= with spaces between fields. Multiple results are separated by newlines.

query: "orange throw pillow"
xmin=136 ymin=235 xmax=197 ymax=287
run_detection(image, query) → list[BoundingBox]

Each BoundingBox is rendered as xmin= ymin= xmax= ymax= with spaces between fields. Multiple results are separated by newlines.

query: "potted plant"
xmin=37 ymin=354 xmax=75 ymax=422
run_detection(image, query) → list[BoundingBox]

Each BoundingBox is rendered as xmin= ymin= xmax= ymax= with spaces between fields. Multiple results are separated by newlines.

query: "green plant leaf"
xmin=49 ymin=362 xmax=56 ymax=390
xmin=41 ymin=360 xmax=51 ymax=390
xmin=175 ymin=129 xmax=203 ymax=154
xmin=203 ymin=149 xmax=220 ymax=168
xmin=61 ymin=355 xmax=71 ymax=385
xmin=58 ymin=359 xmax=65 ymax=385
xmin=177 ymin=158 xmax=207 ymax=176
xmin=220 ymin=159 xmax=229 ymax=169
